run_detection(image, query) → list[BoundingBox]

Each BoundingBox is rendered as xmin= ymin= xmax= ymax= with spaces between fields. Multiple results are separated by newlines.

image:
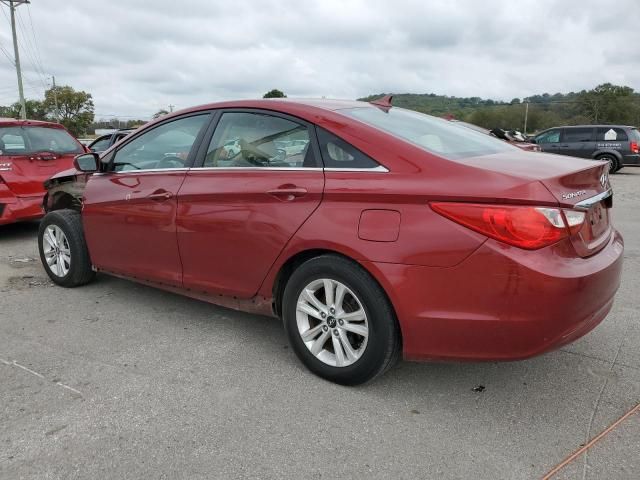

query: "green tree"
xmin=263 ymin=89 xmax=287 ymax=98
xmin=577 ymin=83 xmax=635 ymax=124
xmin=0 ymin=99 xmax=47 ymax=120
xmin=44 ymin=85 xmax=94 ymax=136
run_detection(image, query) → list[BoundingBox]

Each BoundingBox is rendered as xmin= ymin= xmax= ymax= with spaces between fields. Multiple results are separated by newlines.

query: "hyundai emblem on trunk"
xmin=600 ymin=173 xmax=609 ymax=188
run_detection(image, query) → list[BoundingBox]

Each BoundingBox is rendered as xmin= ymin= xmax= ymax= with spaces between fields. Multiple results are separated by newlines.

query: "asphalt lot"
xmin=1 ymin=170 xmax=639 ymax=480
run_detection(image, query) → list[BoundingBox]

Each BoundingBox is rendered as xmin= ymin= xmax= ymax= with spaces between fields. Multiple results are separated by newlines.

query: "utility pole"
xmin=523 ymin=101 xmax=529 ymax=136
xmin=168 ymin=104 xmax=175 ymax=113
xmin=51 ymin=75 xmax=59 ymax=121
xmin=1 ymin=0 xmax=30 ymax=120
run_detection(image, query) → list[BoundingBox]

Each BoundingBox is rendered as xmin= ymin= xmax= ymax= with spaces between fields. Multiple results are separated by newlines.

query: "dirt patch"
xmin=4 ymin=275 xmax=53 ymax=290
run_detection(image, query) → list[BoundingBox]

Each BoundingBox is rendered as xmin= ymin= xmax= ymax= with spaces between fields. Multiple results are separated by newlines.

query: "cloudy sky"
xmin=0 ymin=0 xmax=638 ymax=120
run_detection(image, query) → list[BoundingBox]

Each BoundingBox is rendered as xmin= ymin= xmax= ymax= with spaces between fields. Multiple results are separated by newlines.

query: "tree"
xmin=577 ymin=83 xmax=635 ymax=124
xmin=43 ymin=85 xmax=94 ymax=136
xmin=153 ymin=109 xmax=169 ymax=119
xmin=263 ymin=89 xmax=286 ymax=98
xmin=0 ymin=99 xmax=47 ymax=120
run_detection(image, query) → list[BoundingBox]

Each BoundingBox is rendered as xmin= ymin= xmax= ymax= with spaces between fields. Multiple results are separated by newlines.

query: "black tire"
xmin=282 ymin=254 xmax=401 ymax=385
xmin=597 ymin=154 xmax=619 ymax=174
xmin=38 ymin=209 xmax=95 ymax=287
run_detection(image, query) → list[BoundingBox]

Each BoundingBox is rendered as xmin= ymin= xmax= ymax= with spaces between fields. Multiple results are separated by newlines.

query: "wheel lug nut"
xmin=338 ymin=319 xmax=344 ymax=325
xmin=321 ymin=312 xmax=326 ymax=318
xmin=333 ymin=329 xmax=339 ymax=336
xmin=323 ymin=325 xmax=328 ymax=332
xmin=330 ymin=308 xmax=335 ymax=314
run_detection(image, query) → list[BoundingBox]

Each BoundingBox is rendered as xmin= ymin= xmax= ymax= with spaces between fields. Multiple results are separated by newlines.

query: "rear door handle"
xmin=267 ymin=187 xmax=308 ymax=201
xmin=147 ymin=190 xmax=173 ymax=201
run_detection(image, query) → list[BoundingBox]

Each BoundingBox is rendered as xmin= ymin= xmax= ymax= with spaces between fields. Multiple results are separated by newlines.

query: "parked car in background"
xmin=450 ymin=120 xmax=541 ymax=151
xmin=38 ymin=98 xmax=622 ymax=385
xmin=0 ymin=118 xmax=86 ymax=225
xmin=531 ymin=125 xmax=640 ymax=173
xmin=88 ymin=128 xmax=136 ymax=153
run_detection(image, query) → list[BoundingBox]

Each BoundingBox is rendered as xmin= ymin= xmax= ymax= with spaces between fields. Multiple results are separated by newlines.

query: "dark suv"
xmin=532 ymin=125 xmax=640 ymax=173
xmin=88 ymin=128 xmax=136 ymax=153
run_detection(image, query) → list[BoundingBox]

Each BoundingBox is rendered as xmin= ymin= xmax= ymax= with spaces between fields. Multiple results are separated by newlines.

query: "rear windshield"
xmin=340 ymin=107 xmax=516 ymax=159
xmin=0 ymin=126 xmax=83 ymax=155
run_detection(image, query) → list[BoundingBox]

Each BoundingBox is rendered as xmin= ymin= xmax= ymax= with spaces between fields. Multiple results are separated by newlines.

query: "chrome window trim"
xmin=574 ymin=188 xmax=613 ymax=209
xmin=187 ymin=165 xmax=389 ymax=173
xmin=93 ymin=168 xmax=190 ymax=176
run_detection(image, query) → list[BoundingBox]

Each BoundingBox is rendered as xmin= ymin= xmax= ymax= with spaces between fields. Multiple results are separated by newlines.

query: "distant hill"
xmin=358 ymin=86 xmax=640 ymax=133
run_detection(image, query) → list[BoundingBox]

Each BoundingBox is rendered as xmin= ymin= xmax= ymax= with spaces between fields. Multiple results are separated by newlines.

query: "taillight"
xmin=430 ymin=202 xmax=586 ymax=250
xmin=631 ymin=142 xmax=639 ymax=154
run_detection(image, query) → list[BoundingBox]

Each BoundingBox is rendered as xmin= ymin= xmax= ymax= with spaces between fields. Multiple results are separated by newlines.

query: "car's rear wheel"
xmin=38 ymin=209 xmax=95 ymax=287
xmin=597 ymin=154 xmax=619 ymax=173
xmin=282 ymin=255 xmax=400 ymax=385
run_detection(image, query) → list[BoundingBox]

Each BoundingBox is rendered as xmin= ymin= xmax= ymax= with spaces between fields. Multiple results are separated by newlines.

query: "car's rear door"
xmin=82 ymin=113 xmax=211 ymax=286
xmin=562 ymin=127 xmax=595 ymax=158
xmin=0 ymin=125 xmax=83 ymax=196
xmin=176 ymin=110 xmax=324 ymax=298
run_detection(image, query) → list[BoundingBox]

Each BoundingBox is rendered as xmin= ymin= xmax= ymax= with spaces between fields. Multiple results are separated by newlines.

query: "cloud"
xmin=0 ymin=0 xmax=638 ymax=120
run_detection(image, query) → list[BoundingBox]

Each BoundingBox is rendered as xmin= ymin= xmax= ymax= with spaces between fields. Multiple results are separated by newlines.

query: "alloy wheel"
xmin=42 ymin=225 xmax=71 ymax=277
xmin=296 ymin=278 xmax=369 ymax=367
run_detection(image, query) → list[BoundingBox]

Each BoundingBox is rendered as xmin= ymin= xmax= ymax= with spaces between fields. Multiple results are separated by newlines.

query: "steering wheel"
xmin=156 ymin=155 xmax=185 ymax=169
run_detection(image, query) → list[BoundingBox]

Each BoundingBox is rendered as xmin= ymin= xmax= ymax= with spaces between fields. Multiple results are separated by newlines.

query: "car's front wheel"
xmin=38 ymin=209 xmax=95 ymax=287
xmin=282 ymin=255 xmax=400 ymax=385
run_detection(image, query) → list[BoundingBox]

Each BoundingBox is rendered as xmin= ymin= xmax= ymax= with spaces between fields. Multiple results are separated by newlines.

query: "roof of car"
xmin=175 ymin=98 xmax=373 ymax=116
xmin=560 ymin=124 xmax=636 ymax=129
xmin=0 ymin=118 xmax=66 ymax=129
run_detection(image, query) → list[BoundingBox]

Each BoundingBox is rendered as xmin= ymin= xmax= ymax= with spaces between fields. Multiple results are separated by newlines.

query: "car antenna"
xmin=370 ymin=95 xmax=393 ymax=110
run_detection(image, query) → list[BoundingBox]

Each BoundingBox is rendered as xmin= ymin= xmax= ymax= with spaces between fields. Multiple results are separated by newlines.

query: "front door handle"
xmin=267 ymin=186 xmax=308 ymax=201
xmin=147 ymin=190 xmax=173 ymax=201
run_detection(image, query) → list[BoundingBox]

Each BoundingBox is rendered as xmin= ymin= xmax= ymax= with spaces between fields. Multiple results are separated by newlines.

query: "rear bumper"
xmin=0 ymin=185 xmax=44 ymax=225
xmin=364 ymin=230 xmax=624 ymax=362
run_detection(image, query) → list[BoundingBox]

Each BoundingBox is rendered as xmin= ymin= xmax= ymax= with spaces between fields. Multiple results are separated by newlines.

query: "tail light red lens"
xmin=430 ymin=202 xmax=585 ymax=250
xmin=631 ymin=142 xmax=639 ymax=154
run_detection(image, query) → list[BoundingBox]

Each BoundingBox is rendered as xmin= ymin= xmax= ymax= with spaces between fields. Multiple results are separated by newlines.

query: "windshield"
xmin=0 ymin=126 xmax=83 ymax=156
xmin=341 ymin=107 xmax=516 ymax=159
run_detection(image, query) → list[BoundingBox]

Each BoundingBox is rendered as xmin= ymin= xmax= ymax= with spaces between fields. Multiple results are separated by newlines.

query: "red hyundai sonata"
xmin=0 ymin=119 xmax=85 ymax=225
xmin=37 ymin=97 xmax=623 ymax=385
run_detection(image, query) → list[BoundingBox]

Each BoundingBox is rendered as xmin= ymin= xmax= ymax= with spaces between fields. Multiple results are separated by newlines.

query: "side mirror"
xmin=74 ymin=153 xmax=100 ymax=172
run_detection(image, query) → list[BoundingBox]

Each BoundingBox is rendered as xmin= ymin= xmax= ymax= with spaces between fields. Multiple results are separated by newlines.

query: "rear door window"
xmin=596 ymin=127 xmax=628 ymax=142
xmin=563 ymin=128 xmax=594 ymax=142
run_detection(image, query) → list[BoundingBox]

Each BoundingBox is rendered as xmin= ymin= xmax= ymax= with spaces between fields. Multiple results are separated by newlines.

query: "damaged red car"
xmin=0 ymin=119 xmax=85 ymax=225
xmin=37 ymin=98 xmax=623 ymax=385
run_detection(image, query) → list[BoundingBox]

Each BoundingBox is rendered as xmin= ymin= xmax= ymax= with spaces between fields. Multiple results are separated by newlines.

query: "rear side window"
xmin=630 ymin=128 xmax=640 ymax=141
xmin=596 ymin=127 xmax=628 ymax=142
xmin=563 ymin=128 xmax=593 ymax=142
xmin=316 ymin=128 xmax=380 ymax=169
xmin=0 ymin=126 xmax=83 ymax=155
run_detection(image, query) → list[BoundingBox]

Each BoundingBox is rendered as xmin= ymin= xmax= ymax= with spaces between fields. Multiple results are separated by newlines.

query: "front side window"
xmin=89 ymin=135 xmax=112 ymax=152
xmin=536 ymin=129 xmax=562 ymax=144
xmin=203 ymin=112 xmax=316 ymax=168
xmin=341 ymin=107 xmax=515 ymax=159
xmin=0 ymin=126 xmax=83 ymax=156
xmin=563 ymin=128 xmax=593 ymax=142
xmin=113 ymin=115 xmax=208 ymax=172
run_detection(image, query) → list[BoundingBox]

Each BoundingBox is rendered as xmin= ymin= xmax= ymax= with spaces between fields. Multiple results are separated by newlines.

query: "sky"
xmin=0 ymin=0 xmax=639 ymax=120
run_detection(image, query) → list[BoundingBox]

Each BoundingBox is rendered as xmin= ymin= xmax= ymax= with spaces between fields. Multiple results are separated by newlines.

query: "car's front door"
xmin=82 ymin=113 xmax=211 ymax=286
xmin=176 ymin=110 xmax=324 ymax=298
xmin=535 ymin=128 xmax=564 ymax=154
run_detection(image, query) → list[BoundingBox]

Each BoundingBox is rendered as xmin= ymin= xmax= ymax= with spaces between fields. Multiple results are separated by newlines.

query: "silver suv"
xmin=532 ymin=125 xmax=640 ymax=173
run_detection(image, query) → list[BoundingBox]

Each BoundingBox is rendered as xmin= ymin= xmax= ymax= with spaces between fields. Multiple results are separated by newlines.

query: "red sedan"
xmin=37 ymin=98 xmax=623 ymax=385
xmin=0 ymin=119 xmax=85 ymax=225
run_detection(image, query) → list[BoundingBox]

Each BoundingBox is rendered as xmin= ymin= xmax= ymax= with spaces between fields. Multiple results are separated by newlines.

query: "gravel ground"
xmin=1 ymin=169 xmax=639 ymax=480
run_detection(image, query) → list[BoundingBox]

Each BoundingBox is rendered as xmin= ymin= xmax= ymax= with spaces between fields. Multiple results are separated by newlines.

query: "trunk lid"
xmin=455 ymin=151 xmax=613 ymax=257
